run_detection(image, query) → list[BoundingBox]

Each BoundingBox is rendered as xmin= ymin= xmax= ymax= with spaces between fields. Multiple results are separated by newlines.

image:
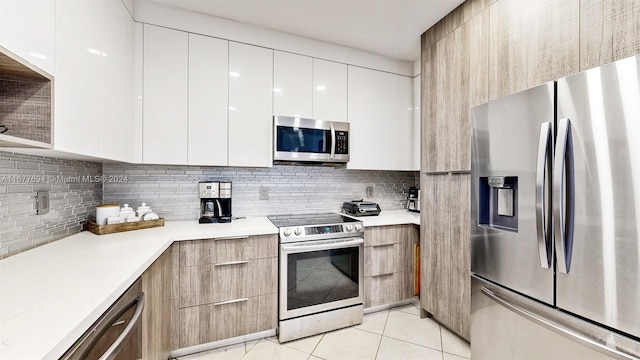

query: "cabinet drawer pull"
xmin=371 ymin=272 xmax=395 ymax=278
xmin=371 ymin=243 xmax=395 ymax=248
xmin=214 ymin=260 xmax=249 ymax=267
xmin=214 ymin=298 xmax=249 ymax=306
xmin=214 ymin=235 xmax=249 ymax=241
xmin=111 ymin=320 xmax=126 ymax=327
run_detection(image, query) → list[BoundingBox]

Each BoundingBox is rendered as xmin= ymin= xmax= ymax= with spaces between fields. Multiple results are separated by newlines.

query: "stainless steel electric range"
xmin=267 ymin=213 xmax=364 ymax=343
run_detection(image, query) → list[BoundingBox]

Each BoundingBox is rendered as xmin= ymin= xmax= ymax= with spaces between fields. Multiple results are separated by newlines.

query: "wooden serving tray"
xmin=87 ymin=218 xmax=165 ymax=235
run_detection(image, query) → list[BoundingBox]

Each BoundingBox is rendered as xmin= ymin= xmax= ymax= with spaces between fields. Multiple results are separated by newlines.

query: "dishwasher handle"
xmin=66 ymin=292 xmax=145 ymax=360
xmin=99 ymin=292 xmax=145 ymax=360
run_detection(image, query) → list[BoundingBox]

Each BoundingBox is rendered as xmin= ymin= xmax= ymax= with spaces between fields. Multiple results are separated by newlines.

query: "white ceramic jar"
xmin=119 ymin=204 xmax=136 ymax=219
xmin=96 ymin=204 xmax=120 ymax=225
xmin=136 ymin=203 xmax=152 ymax=218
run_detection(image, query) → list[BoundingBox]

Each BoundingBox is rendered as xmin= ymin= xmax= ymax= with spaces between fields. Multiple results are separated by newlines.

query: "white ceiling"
xmin=146 ymin=0 xmax=464 ymax=62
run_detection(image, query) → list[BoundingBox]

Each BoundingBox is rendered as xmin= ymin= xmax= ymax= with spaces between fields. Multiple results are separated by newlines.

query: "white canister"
xmin=136 ymin=203 xmax=152 ymax=218
xmin=96 ymin=204 xmax=120 ymax=225
xmin=119 ymin=204 xmax=136 ymax=219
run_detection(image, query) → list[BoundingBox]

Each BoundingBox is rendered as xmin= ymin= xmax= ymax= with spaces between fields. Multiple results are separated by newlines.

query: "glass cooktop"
xmin=267 ymin=213 xmax=359 ymax=228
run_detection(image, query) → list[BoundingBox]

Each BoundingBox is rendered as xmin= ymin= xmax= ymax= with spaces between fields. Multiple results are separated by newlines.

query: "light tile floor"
xmin=176 ymin=299 xmax=470 ymax=360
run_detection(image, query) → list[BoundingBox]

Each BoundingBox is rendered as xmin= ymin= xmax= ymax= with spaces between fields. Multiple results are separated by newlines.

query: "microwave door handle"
xmin=330 ymin=124 xmax=336 ymax=159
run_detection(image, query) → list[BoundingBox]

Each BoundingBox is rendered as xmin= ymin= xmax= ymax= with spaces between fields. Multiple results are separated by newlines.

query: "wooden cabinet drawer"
xmin=364 ymin=273 xmax=403 ymax=308
xmin=179 ymin=293 xmax=277 ymax=348
xmin=364 ymin=226 xmax=400 ymax=247
xmin=364 ymin=243 xmax=400 ymax=277
xmin=180 ymin=234 xmax=277 ymax=266
xmin=179 ymin=257 xmax=277 ymax=308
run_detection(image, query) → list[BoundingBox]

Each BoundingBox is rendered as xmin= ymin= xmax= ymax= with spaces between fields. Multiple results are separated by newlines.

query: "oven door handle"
xmin=281 ymin=238 xmax=364 ymax=253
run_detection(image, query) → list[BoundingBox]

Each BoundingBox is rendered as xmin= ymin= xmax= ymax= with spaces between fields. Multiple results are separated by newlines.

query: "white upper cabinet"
xmin=55 ymin=0 xmax=135 ymax=161
xmin=273 ymin=51 xmax=312 ymax=118
xmin=313 ymin=59 xmax=348 ymax=122
xmin=143 ymin=24 xmax=188 ymax=165
xmin=228 ymin=42 xmax=273 ymax=167
xmin=0 ymin=0 xmax=55 ymax=75
xmin=188 ymin=34 xmax=229 ymax=166
xmin=347 ymin=66 xmax=414 ymax=171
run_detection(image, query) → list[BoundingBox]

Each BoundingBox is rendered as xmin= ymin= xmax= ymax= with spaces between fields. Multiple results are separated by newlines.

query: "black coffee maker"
xmin=198 ymin=181 xmax=232 ymax=223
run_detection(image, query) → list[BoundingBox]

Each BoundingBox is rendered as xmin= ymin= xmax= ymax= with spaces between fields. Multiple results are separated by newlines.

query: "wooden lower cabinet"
xmin=179 ymin=257 xmax=277 ymax=308
xmin=176 ymin=234 xmax=278 ymax=348
xmin=363 ymin=224 xmax=419 ymax=309
xmin=179 ymin=293 xmax=277 ymax=347
xmin=142 ymin=243 xmax=178 ymax=360
xmin=364 ymin=272 xmax=404 ymax=308
xmin=420 ymin=173 xmax=471 ymax=341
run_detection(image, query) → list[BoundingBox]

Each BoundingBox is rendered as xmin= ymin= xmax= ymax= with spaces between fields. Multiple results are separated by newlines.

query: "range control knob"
xmin=283 ymin=228 xmax=292 ymax=237
xmin=346 ymin=224 xmax=354 ymax=232
xmin=354 ymin=223 xmax=363 ymax=232
xmin=294 ymin=227 xmax=303 ymax=236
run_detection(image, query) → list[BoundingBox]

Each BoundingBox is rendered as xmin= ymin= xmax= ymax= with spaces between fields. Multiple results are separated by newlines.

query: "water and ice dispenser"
xmin=478 ymin=176 xmax=518 ymax=231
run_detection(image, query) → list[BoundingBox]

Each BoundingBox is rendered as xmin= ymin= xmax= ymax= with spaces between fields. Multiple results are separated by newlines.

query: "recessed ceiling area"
xmin=146 ymin=0 xmax=464 ymax=61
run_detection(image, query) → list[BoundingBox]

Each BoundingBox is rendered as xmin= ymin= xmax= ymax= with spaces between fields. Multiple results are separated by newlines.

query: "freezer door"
xmin=471 ymin=276 xmax=640 ymax=360
xmin=556 ymin=54 xmax=640 ymax=339
xmin=471 ymin=82 xmax=555 ymax=305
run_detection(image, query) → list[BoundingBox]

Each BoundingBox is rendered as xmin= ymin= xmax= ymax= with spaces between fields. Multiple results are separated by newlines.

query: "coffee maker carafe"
xmin=199 ymin=181 xmax=232 ymax=223
xmin=407 ymin=186 xmax=420 ymax=213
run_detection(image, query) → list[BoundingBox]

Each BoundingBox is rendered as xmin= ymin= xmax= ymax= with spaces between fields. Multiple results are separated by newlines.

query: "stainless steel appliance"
xmin=342 ymin=200 xmax=381 ymax=216
xmin=268 ymin=213 xmax=364 ymax=343
xmin=61 ymin=280 xmax=144 ymax=360
xmin=471 ymin=54 xmax=640 ymax=359
xmin=406 ymin=186 xmax=420 ymax=212
xmin=273 ymin=115 xmax=349 ymax=165
xmin=198 ymin=181 xmax=232 ymax=223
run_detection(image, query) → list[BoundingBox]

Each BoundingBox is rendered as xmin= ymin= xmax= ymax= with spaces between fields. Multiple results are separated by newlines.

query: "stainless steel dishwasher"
xmin=60 ymin=279 xmax=145 ymax=360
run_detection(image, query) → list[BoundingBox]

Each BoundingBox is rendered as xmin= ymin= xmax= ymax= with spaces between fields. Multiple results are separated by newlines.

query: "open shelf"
xmin=0 ymin=46 xmax=53 ymax=148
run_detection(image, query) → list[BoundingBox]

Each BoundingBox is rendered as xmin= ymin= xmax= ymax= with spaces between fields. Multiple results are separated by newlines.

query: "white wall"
xmin=133 ymin=0 xmax=413 ymax=76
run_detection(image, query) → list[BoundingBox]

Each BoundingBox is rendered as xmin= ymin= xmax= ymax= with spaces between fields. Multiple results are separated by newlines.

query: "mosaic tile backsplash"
xmin=0 ymin=151 xmax=102 ymax=258
xmin=103 ymin=164 xmax=418 ymax=221
xmin=1 ymin=151 xmax=417 ymax=258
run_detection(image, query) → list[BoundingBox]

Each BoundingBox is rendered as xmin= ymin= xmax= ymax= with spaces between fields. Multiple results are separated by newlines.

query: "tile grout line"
xmin=374 ymin=309 xmax=391 ymax=359
xmin=307 ymin=333 xmax=325 ymax=359
xmin=439 ymin=324 xmax=445 ymax=360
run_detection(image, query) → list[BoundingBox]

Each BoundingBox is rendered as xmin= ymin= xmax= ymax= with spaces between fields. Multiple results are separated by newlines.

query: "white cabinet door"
xmin=55 ymin=0 xmax=135 ymax=160
xmin=347 ymin=66 xmax=414 ymax=170
xmin=413 ymin=74 xmax=421 ymax=171
xmin=228 ymin=42 xmax=273 ymax=167
xmin=188 ymin=34 xmax=229 ymax=166
xmin=143 ymin=24 xmax=188 ymax=165
xmin=313 ymin=59 xmax=347 ymax=122
xmin=0 ymin=0 xmax=55 ymax=75
xmin=273 ymin=51 xmax=312 ymax=118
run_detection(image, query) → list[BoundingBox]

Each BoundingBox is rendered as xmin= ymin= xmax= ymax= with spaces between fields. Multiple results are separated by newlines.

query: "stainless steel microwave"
xmin=273 ymin=115 xmax=349 ymax=165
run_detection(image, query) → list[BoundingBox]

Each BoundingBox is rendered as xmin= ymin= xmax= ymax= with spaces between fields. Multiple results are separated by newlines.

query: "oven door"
xmin=280 ymin=237 xmax=364 ymax=320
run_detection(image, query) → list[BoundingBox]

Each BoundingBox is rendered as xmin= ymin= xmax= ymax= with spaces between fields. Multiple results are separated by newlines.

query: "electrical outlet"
xmin=365 ymin=186 xmax=374 ymax=198
xmin=260 ymin=187 xmax=269 ymax=200
xmin=37 ymin=191 xmax=49 ymax=215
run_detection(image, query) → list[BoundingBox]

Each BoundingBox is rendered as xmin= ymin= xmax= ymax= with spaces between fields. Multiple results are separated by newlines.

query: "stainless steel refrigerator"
xmin=471 ymin=54 xmax=640 ymax=359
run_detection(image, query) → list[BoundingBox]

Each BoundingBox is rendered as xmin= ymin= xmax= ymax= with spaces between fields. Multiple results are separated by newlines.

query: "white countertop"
xmin=0 ymin=212 xmax=419 ymax=359
xmin=345 ymin=209 xmax=420 ymax=227
xmin=0 ymin=217 xmax=278 ymax=360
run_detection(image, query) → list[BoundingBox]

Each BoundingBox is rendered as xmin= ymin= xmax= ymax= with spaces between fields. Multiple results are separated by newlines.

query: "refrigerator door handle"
xmin=536 ymin=121 xmax=552 ymax=268
xmin=553 ymin=118 xmax=576 ymax=273
xmin=480 ymin=286 xmax=639 ymax=360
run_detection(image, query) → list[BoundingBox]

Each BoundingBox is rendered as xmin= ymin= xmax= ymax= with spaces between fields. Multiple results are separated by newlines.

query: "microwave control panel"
xmin=335 ymin=131 xmax=349 ymax=154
